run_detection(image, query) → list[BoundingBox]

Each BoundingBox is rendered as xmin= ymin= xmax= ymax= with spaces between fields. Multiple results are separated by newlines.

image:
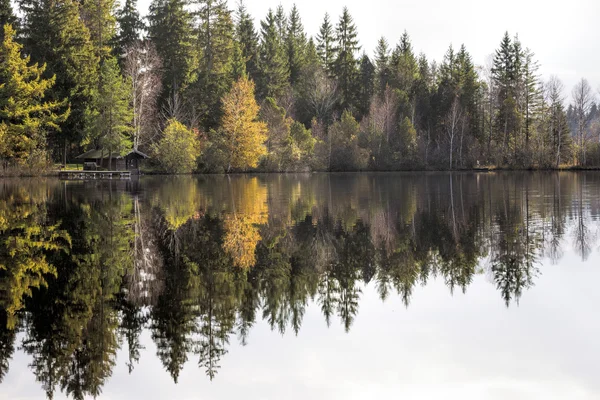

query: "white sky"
xmin=136 ymin=0 xmax=600 ymax=102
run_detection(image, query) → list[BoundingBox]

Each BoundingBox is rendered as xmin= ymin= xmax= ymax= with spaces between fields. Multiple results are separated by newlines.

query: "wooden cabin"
xmin=75 ymin=149 xmax=149 ymax=172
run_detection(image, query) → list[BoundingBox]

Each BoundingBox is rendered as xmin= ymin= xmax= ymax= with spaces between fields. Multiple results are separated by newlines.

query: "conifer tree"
xmin=316 ymin=13 xmax=335 ymax=77
xmin=285 ymin=4 xmax=306 ymax=85
xmin=85 ymin=57 xmax=133 ymax=163
xmin=357 ymin=53 xmax=374 ymax=118
xmin=333 ymin=7 xmax=360 ymax=112
xmin=0 ymin=25 xmax=67 ymax=163
xmin=235 ymin=0 xmax=259 ymax=82
xmin=257 ymin=9 xmax=289 ymax=99
xmin=81 ymin=0 xmax=118 ymax=61
xmin=374 ymin=37 xmax=391 ymax=97
xmin=192 ymin=0 xmax=235 ymax=130
xmin=18 ymin=0 xmax=99 ymax=162
xmin=114 ymin=0 xmax=145 ymax=61
xmin=148 ymin=0 xmax=194 ymax=111
xmin=0 ymin=0 xmax=16 ymax=39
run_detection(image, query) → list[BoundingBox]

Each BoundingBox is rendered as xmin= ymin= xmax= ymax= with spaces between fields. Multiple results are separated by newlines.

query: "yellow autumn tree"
xmin=220 ymin=77 xmax=267 ymax=172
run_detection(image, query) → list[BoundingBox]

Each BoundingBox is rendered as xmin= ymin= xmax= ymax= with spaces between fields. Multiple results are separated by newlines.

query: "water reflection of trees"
xmin=1 ymin=172 xmax=599 ymax=396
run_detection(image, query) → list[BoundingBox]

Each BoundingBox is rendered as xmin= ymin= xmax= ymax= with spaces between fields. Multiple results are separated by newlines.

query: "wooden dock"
xmin=58 ymin=170 xmax=131 ymax=180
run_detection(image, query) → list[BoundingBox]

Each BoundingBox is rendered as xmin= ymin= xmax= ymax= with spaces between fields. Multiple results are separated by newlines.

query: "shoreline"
xmin=3 ymin=166 xmax=600 ymax=178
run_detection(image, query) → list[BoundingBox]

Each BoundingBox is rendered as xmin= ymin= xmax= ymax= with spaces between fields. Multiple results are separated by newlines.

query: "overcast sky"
xmin=135 ymin=0 xmax=600 ymax=102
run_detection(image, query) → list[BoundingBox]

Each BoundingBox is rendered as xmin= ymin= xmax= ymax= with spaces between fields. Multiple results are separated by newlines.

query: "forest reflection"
xmin=1 ymin=172 xmax=599 ymax=398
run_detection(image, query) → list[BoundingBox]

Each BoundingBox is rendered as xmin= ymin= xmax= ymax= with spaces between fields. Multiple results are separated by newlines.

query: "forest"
xmin=1 ymin=172 xmax=598 ymax=396
xmin=1 ymin=0 xmax=600 ymax=173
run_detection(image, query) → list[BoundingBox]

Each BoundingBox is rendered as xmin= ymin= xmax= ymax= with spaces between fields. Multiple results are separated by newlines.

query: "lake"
xmin=1 ymin=172 xmax=599 ymax=400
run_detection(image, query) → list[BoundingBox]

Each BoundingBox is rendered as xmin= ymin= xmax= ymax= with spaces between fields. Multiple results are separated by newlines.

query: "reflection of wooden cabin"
xmin=75 ymin=149 xmax=149 ymax=172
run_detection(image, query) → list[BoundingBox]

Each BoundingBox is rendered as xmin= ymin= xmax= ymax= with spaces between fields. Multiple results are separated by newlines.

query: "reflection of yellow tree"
xmin=0 ymin=186 xmax=70 ymax=328
xmin=222 ymin=178 xmax=268 ymax=268
xmin=152 ymin=177 xmax=203 ymax=230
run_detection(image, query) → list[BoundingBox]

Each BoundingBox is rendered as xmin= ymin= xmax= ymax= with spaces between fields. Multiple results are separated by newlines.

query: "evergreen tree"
xmin=0 ymin=0 xmax=16 ymax=39
xmin=85 ymin=57 xmax=133 ymax=163
xmin=285 ymin=4 xmax=306 ymax=85
xmin=235 ymin=0 xmax=259 ymax=82
xmin=257 ymin=9 xmax=289 ymax=99
xmin=148 ymin=0 xmax=194 ymax=111
xmin=18 ymin=0 xmax=99 ymax=163
xmin=0 ymin=25 xmax=67 ymax=164
xmin=357 ymin=53 xmax=375 ymax=118
xmin=390 ymin=31 xmax=418 ymax=95
xmin=333 ymin=7 xmax=360 ymax=112
xmin=114 ymin=0 xmax=145 ymax=61
xmin=274 ymin=4 xmax=286 ymax=40
xmin=81 ymin=0 xmax=118 ymax=61
xmin=316 ymin=13 xmax=335 ymax=76
xmin=374 ymin=37 xmax=391 ymax=97
xmin=191 ymin=0 xmax=235 ymax=130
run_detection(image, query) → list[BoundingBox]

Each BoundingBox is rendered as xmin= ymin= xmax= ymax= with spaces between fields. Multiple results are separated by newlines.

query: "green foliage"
xmin=0 ymin=0 xmax=16 ymax=38
xmin=235 ymin=0 xmax=259 ymax=82
xmin=257 ymin=9 xmax=289 ymax=99
xmin=190 ymin=0 xmax=236 ymax=130
xmin=152 ymin=118 xmax=201 ymax=173
xmin=148 ymin=0 xmax=194 ymax=109
xmin=329 ymin=110 xmax=368 ymax=171
xmin=85 ymin=57 xmax=133 ymax=156
xmin=18 ymin=0 xmax=98 ymax=162
xmin=333 ymin=7 xmax=360 ymax=112
xmin=114 ymin=0 xmax=145 ymax=61
xmin=0 ymin=25 xmax=68 ymax=165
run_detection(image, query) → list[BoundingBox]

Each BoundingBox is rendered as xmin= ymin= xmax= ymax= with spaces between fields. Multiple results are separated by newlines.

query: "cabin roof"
xmin=75 ymin=148 xmax=149 ymax=160
xmin=125 ymin=149 xmax=149 ymax=159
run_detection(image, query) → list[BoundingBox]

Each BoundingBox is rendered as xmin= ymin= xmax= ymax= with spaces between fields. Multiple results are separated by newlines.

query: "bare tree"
xmin=571 ymin=78 xmax=595 ymax=165
xmin=299 ymin=67 xmax=338 ymax=124
xmin=445 ymin=96 xmax=463 ymax=170
xmin=124 ymin=41 xmax=163 ymax=150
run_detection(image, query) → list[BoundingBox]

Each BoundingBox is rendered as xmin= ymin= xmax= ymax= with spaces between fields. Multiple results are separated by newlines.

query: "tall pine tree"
xmin=316 ymin=13 xmax=335 ymax=77
xmin=18 ymin=0 xmax=99 ymax=162
xmin=257 ymin=9 xmax=289 ymax=99
xmin=114 ymin=0 xmax=145 ymax=61
xmin=148 ymin=0 xmax=194 ymax=112
xmin=333 ymin=7 xmax=360 ymax=112
xmin=235 ymin=0 xmax=259 ymax=82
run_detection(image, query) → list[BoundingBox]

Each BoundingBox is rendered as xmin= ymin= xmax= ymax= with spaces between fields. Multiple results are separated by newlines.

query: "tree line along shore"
xmin=1 ymin=0 xmax=599 ymax=175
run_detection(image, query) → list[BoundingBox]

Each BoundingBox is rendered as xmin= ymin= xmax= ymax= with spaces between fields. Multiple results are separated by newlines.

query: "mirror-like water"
xmin=1 ymin=172 xmax=599 ymax=399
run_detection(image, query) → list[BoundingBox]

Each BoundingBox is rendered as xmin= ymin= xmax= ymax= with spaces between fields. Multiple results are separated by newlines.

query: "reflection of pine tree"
xmin=150 ymin=257 xmax=197 ymax=383
xmin=116 ymin=294 xmax=149 ymax=374
xmin=0 ymin=310 xmax=16 ymax=383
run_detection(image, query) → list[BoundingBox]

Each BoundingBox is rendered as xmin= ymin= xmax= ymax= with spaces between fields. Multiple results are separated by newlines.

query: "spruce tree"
xmin=235 ymin=0 xmax=259 ymax=82
xmin=86 ymin=57 xmax=133 ymax=162
xmin=357 ymin=53 xmax=374 ymax=118
xmin=81 ymin=0 xmax=118 ymax=61
xmin=390 ymin=31 xmax=418 ymax=95
xmin=333 ymin=7 xmax=360 ymax=112
xmin=316 ymin=13 xmax=335 ymax=76
xmin=114 ymin=0 xmax=145 ymax=61
xmin=0 ymin=25 xmax=67 ymax=163
xmin=0 ymin=0 xmax=17 ymax=39
xmin=285 ymin=4 xmax=306 ymax=85
xmin=257 ymin=9 xmax=289 ymax=99
xmin=148 ymin=0 xmax=194 ymax=111
xmin=374 ymin=37 xmax=391 ymax=97
xmin=192 ymin=0 xmax=235 ymax=129
xmin=18 ymin=0 xmax=99 ymax=162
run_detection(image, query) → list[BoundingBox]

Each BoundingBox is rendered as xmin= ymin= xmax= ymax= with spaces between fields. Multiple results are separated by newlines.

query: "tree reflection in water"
xmin=0 ymin=172 xmax=598 ymax=397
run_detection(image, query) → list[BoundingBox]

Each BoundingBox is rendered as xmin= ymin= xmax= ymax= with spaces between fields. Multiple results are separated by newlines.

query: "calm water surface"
xmin=1 ymin=172 xmax=599 ymax=399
